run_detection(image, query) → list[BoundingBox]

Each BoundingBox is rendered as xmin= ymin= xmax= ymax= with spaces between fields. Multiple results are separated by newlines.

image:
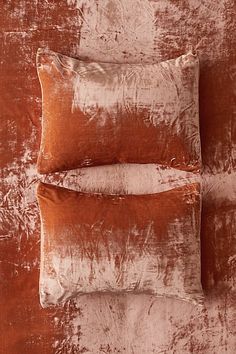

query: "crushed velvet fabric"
xmin=37 ymin=182 xmax=203 ymax=307
xmin=36 ymin=49 xmax=201 ymax=174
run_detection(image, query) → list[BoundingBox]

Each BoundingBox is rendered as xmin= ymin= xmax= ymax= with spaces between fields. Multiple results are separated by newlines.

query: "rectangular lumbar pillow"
xmin=36 ymin=48 xmax=201 ymax=174
xmin=37 ymin=182 xmax=203 ymax=307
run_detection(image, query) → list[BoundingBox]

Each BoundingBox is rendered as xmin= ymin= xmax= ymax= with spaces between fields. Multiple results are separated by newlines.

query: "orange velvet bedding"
xmin=37 ymin=182 xmax=203 ymax=307
xmin=36 ymin=48 xmax=200 ymax=173
xmin=1 ymin=1 xmax=236 ymax=353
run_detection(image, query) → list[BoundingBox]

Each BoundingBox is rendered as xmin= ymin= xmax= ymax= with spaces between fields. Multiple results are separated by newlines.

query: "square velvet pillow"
xmin=37 ymin=182 xmax=203 ymax=307
xmin=36 ymin=48 xmax=201 ymax=174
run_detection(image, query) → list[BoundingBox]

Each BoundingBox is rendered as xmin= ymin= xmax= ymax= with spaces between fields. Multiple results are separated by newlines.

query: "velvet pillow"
xmin=37 ymin=182 xmax=203 ymax=307
xmin=36 ymin=48 xmax=200 ymax=174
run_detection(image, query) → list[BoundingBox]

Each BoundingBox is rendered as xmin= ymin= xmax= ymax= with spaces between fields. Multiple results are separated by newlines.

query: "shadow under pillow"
xmin=37 ymin=182 xmax=203 ymax=307
xmin=36 ymin=49 xmax=201 ymax=173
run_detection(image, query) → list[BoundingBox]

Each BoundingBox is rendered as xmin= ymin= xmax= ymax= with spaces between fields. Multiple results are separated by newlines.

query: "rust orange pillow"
xmin=37 ymin=182 xmax=203 ymax=307
xmin=36 ymin=48 xmax=201 ymax=174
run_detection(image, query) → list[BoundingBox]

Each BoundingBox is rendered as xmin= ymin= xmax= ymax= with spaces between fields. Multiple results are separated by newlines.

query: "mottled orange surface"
xmin=37 ymin=182 xmax=202 ymax=307
xmin=36 ymin=49 xmax=200 ymax=174
xmin=0 ymin=1 xmax=236 ymax=353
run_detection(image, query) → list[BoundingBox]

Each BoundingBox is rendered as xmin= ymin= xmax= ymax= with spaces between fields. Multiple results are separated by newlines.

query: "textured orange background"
xmin=0 ymin=1 xmax=236 ymax=353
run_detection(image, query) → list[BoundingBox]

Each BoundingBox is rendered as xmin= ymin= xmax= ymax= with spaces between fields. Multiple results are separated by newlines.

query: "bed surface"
xmin=0 ymin=1 xmax=236 ymax=353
